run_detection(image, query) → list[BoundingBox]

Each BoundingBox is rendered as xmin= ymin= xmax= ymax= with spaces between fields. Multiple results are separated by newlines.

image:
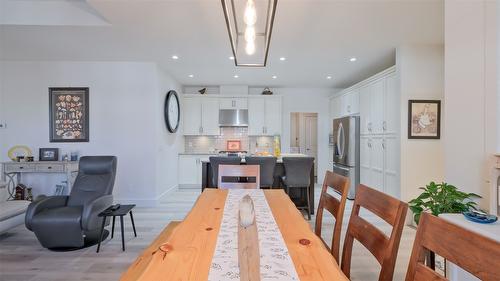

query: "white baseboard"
xmin=114 ymin=184 xmax=178 ymax=207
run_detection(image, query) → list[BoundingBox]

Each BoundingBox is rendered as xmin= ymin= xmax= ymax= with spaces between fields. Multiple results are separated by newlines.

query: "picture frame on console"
xmin=49 ymin=87 xmax=89 ymax=142
xmin=39 ymin=148 xmax=59 ymax=161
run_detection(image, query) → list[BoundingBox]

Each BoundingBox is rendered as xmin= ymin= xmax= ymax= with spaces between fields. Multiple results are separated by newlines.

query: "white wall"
xmin=0 ymin=61 xmax=183 ymax=205
xmin=396 ymin=45 xmax=445 ymax=202
xmin=444 ymin=0 xmax=498 ymax=211
xmin=249 ymin=87 xmax=333 ymax=181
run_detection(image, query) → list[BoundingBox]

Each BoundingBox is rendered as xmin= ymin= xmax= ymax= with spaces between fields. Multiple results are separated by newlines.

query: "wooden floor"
xmin=0 ymin=187 xmax=416 ymax=281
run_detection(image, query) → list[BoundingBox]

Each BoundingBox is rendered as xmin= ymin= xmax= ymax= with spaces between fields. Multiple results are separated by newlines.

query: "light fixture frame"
xmin=221 ymin=0 xmax=278 ymax=67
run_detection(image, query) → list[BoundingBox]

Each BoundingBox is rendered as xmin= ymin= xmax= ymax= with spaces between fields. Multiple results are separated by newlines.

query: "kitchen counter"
xmin=199 ymin=153 xmax=309 ymax=163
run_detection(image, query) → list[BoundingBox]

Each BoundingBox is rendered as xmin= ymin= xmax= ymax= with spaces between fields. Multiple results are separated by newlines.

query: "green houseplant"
xmin=408 ymin=181 xmax=481 ymax=224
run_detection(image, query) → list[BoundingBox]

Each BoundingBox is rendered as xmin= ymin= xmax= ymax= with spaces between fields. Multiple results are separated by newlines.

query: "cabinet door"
xmin=384 ymin=135 xmax=399 ymax=198
xmin=330 ymin=96 xmax=341 ymax=120
xmin=248 ymin=97 xmax=266 ymax=135
xmin=219 ymin=98 xmax=248 ymax=109
xmin=178 ymin=156 xmax=199 ymax=185
xmin=201 ymin=98 xmax=220 ymax=135
xmin=265 ymin=96 xmax=282 ymax=135
xmin=370 ymin=79 xmax=385 ymax=134
xmin=340 ymin=93 xmax=349 ymax=116
xmin=360 ymin=136 xmax=372 ymax=186
xmin=183 ymin=98 xmax=202 ymax=135
xmin=384 ymin=73 xmax=399 ymax=134
xmin=359 ymin=85 xmax=371 ymax=135
xmin=370 ymin=136 xmax=385 ymax=191
xmin=349 ymin=90 xmax=360 ymax=114
xmin=234 ymin=98 xmax=248 ymax=109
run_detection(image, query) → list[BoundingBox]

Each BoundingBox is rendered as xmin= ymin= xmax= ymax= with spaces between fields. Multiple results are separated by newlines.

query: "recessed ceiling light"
xmin=349 ymin=57 xmax=357 ymax=62
xmin=233 ymin=75 xmax=239 ymax=78
xmin=229 ymin=56 xmax=235 ymax=60
xmin=188 ymin=74 xmax=194 ymax=78
xmin=172 ymin=55 xmax=179 ymax=60
xmin=279 ymin=57 xmax=286 ymax=61
xmin=272 ymin=75 xmax=277 ymax=79
xmin=326 ymin=76 xmax=332 ymax=79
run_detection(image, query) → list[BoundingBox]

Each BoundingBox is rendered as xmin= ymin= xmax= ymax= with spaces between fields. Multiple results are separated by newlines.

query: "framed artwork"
xmin=49 ymin=87 xmax=89 ymax=142
xmin=39 ymin=148 xmax=59 ymax=161
xmin=408 ymin=100 xmax=441 ymax=139
xmin=226 ymin=140 xmax=241 ymax=151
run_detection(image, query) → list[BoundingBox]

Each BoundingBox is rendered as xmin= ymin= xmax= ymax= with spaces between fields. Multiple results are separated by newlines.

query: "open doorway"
xmin=290 ymin=112 xmax=318 ymax=181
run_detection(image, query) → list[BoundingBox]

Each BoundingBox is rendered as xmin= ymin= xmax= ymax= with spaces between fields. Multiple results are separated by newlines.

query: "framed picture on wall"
xmin=49 ymin=87 xmax=89 ymax=142
xmin=408 ymin=100 xmax=441 ymax=139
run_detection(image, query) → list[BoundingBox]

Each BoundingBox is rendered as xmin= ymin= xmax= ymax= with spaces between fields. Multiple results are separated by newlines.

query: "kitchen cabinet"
xmin=329 ymin=95 xmax=341 ymax=120
xmin=178 ymin=155 xmax=202 ymax=185
xmin=183 ymin=97 xmax=219 ymax=135
xmin=384 ymin=73 xmax=399 ymax=135
xmin=340 ymin=90 xmax=359 ymax=116
xmin=359 ymin=85 xmax=371 ymax=135
xmin=369 ymin=79 xmax=385 ymax=134
xmin=248 ymin=96 xmax=282 ymax=136
xmin=219 ymin=97 xmax=248 ymax=109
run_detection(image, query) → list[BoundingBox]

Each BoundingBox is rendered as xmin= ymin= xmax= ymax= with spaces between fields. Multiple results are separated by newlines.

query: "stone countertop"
xmin=199 ymin=153 xmax=309 ymax=163
xmin=178 ymin=153 xmax=218 ymax=156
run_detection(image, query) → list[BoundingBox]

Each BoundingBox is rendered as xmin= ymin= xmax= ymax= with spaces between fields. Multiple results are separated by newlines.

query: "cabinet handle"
xmin=368 ymin=141 xmax=372 ymax=148
xmin=368 ymin=122 xmax=372 ymax=132
xmin=262 ymin=127 xmax=265 ymax=134
xmin=347 ymin=105 xmax=351 ymax=113
xmin=232 ymin=100 xmax=235 ymax=107
xmin=19 ymin=166 xmax=24 ymax=169
xmin=48 ymin=166 xmax=52 ymax=169
xmin=383 ymin=121 xmax=387 ymax=131
xmin=382 ymin=141 xmax=386 ymax=149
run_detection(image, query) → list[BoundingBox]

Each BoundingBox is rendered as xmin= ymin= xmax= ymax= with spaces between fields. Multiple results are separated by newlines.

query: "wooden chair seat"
xmin=314 ymin=170 xmax=350 ymax=262
xmin=405 ymin=212 xmax=500 ymax=281
xmin=341 ymin=184 xmax=408 ymax=281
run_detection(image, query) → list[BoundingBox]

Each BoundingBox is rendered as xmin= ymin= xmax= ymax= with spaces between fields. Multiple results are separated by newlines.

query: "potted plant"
xmin=409 ymin=181 xmax=481 ymax=224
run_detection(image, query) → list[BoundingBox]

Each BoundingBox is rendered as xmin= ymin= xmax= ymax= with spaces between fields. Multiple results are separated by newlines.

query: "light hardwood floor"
xmin=0 ymin=187 xmax=416 ymax=281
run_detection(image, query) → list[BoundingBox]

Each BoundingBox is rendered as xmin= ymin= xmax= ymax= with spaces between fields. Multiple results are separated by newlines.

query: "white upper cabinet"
xmin=370 ymin=79 xmax=385 ymax=134
xmin=339 ymin=90 xmax=360 ymax=116
xmin=219 ymin=98 xmax=248 ymax=109
xmin=329 ymin=96 xmax=341 ymax=120
xmin=359 ymin=85 xmax=371 ymax=135
xmin=202 ymin=98 xmax=220 ymax=135
xmin=248 ymin=97 xmax=266 ymax=135
xmin=183 ymin=97 xmax=202 ymax=135
xmin=384 ymin=73 xmax=399 ymax=134
xmin=248 ymin=96 xmax=282 ymax=136
xmin=182 ymin=96 xmax=219 ymax=135
xmin=264 ymin=96 xmax=282 ymax=136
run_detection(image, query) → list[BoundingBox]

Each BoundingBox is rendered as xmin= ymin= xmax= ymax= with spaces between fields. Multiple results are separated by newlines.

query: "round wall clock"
xmin=164 ymin=90 xmax=180 ymax=133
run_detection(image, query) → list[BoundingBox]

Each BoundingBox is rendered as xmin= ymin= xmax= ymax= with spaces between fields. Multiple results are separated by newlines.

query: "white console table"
xmin=1 ymin=161 xmax=79 ymax=198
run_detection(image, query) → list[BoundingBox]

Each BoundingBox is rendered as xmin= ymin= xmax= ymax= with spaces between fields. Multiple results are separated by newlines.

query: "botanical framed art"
xmin=49 ymin=87 xmax=89 ymax=142
xmin=408 ymin=100 xmax=441 ymax=139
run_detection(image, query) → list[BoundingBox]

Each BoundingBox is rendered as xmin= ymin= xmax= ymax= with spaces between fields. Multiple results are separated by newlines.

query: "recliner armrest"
xmin=25 ymin=196 xmax=69 ymax=231
xmin=81 ymin=195 xmax=113 ymax=231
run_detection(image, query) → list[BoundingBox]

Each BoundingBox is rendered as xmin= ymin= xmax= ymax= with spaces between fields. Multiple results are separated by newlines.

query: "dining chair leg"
xmin=111 ymin=216 xmax=116 ymax=239
xmin=305 ymin=186 xmax=311 ymax=220
xmin=130 ymin=211 xmax=137 ymax=237
xmin=120 ymin=215 xmax=125 ymax=251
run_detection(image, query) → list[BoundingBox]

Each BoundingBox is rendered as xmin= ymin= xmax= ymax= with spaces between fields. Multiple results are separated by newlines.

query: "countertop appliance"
xmin=219 ymin=109 xmax=248 ymax=127
xmin=333 ymin=116 xmax=360 ymax=199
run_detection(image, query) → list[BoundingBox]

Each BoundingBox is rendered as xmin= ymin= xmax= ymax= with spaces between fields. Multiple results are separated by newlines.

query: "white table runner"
xmin=208 ymin=189 xmax=300 ymax=281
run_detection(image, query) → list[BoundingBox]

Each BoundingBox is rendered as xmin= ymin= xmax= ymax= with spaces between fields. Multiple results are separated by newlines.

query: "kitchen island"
xmin=200 ymin=155 xmax=315 ymax=215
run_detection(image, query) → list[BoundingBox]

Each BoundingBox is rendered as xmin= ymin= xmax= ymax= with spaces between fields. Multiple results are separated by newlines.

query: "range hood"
xmin=219 ymin=109 xmax=248 ymax=127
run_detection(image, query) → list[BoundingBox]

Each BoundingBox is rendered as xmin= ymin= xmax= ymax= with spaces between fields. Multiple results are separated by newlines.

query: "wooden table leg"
xmin=111 ymin=216 xmax=116 ymax=239
xmin=130 ymin=211 xmax=137 ymax=237
xmin=309 ymin=164 xmax=315 ymax=215
xmin=96 ymin=217 xmax=107 ymax=253
xmin=120 ymin=215 xmax=125 ymax=251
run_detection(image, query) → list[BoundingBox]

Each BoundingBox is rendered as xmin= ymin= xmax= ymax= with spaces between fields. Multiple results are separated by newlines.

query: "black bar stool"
xmin=244 ymin=156 xmax=277 ymax=188
xmin=281 ymin=157 xmax=315 ymax=220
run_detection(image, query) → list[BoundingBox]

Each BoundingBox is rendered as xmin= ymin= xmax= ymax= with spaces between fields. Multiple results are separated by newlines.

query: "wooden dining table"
xmin=120 ymin=189 xmax=348 ymax=281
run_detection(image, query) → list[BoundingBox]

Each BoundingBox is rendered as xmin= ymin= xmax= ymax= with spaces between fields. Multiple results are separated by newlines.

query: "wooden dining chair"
xmin=217 ymin=164 xmax=260 ymax=189
xmin=314 ymin=170 xmax=350 ymax=263
xmin=341 ymin=184 xmax=408 ymax=281
xmin=405 ymin=212 xmax=500 ymax=281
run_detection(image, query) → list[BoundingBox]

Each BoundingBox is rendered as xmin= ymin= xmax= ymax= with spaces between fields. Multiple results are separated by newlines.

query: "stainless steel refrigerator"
xmin=333 ymin=116 xmax=360 ymax=199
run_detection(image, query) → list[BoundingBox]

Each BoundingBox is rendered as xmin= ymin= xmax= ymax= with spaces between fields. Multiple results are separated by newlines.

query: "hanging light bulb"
xmin=244 ymin=0 xmax=257 ymax=26
xmin=245 ymin=41 xmax=255 ymax=55
xmin=244 ymin=26 xmax=256 ymax=43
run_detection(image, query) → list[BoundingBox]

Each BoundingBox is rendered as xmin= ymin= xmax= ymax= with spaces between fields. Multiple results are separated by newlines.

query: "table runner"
xmin=208 ymin=189 xmax=300 ymax=281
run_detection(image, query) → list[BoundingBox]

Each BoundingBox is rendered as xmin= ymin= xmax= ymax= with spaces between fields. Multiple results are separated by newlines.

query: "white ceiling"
xmin=0 ymin=0 xmax=444 ymax=88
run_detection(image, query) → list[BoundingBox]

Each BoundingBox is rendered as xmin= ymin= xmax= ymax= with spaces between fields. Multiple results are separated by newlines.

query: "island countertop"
xmin=199 ymin=153 xmax=309 ymax=163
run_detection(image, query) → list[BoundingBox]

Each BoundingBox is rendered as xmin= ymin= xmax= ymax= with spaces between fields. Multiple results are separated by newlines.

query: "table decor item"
xmin=164 ymin=90 xmax=180 ymax=133
xmin=238 ymin=195 xmax=260 ymax=281
xmin=16 ymin=156 xmax=25 ymax=162
xmin=198 ymin=87 xmax=207 ymax=95
xmin=39 ymin=148 xmax=59 ymax=161
xmin=409 ymin=181 xmax=481 ymax=224
xmin=7 ymin=145 xmax=33 ymax=161
xmin=25 ymin=188 xmax=33 ymax=201
xmin=70 ymin=151 xmax=79 ymax=161
xmin=49 ymin=87 xmax=89 ymax=142
xmin=408 ymin=100 xmax=441 ymax=139
xmin=463 ymin=210 xmax=498 ymax=224
xmin=26 ymin=156 xmax=34 ymax=162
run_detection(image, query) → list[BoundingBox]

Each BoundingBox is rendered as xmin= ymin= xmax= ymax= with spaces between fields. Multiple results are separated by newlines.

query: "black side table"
xmin=96 ymin=204 xmax=136 ymax=253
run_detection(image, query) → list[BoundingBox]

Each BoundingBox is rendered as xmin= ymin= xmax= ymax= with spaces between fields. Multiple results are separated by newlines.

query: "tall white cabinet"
xmin=332 ymin=66 xmax=400 ymax=198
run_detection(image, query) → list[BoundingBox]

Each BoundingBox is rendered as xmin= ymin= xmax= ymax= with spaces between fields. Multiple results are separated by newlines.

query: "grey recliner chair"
xmin=25 ymin=156 xmax=117 ymax=249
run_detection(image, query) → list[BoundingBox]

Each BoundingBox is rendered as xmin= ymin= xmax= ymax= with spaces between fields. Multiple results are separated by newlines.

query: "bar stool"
xmin=209 ymin=156 xmax=242 ymax=187
xmin=244 ymin=156 xmax=277 ymax=188
xmin=281 ymin=157 xmax=314 ymax=220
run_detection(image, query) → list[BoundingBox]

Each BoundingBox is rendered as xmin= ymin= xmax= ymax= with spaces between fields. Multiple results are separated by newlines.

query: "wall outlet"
xmin=0 ymin=122 xmax=6 ymax=129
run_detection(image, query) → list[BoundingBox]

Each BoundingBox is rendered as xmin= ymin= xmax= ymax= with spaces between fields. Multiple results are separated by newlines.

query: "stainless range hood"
xmin=219 ymin=109 xmax=248 ymax=127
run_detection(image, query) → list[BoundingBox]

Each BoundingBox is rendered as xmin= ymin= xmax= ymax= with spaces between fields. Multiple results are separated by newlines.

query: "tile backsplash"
xmin=184 ymin=127 xmax=274 ymax=154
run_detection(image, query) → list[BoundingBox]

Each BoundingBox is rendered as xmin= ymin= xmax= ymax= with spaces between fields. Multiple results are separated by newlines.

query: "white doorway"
xmin=290 ymin=112 xmax=318 ymax=180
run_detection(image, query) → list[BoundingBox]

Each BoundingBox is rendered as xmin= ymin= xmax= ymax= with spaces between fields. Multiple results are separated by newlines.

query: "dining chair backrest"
xmin=341 ymin=184 xmax=408 ymax=281
xmin=209 ymin=156 xmax=242 ymax=187
xmin=405 ymin=212 xmax=500 ymax=281
xmin=314 ymin=170 xmax=350 ymax=263
xmin=282 ymin=157 xmax=314 ymax=187
xmin=244 ymin=156 xmax=277 ymax=188
xmin=217 ymin=164 xmax=260 ymax=189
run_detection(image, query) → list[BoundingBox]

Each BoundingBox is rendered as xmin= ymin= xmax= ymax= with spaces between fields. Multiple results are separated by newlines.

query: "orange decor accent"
xmin=226 ymin=140 xmax=241 ymax=151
